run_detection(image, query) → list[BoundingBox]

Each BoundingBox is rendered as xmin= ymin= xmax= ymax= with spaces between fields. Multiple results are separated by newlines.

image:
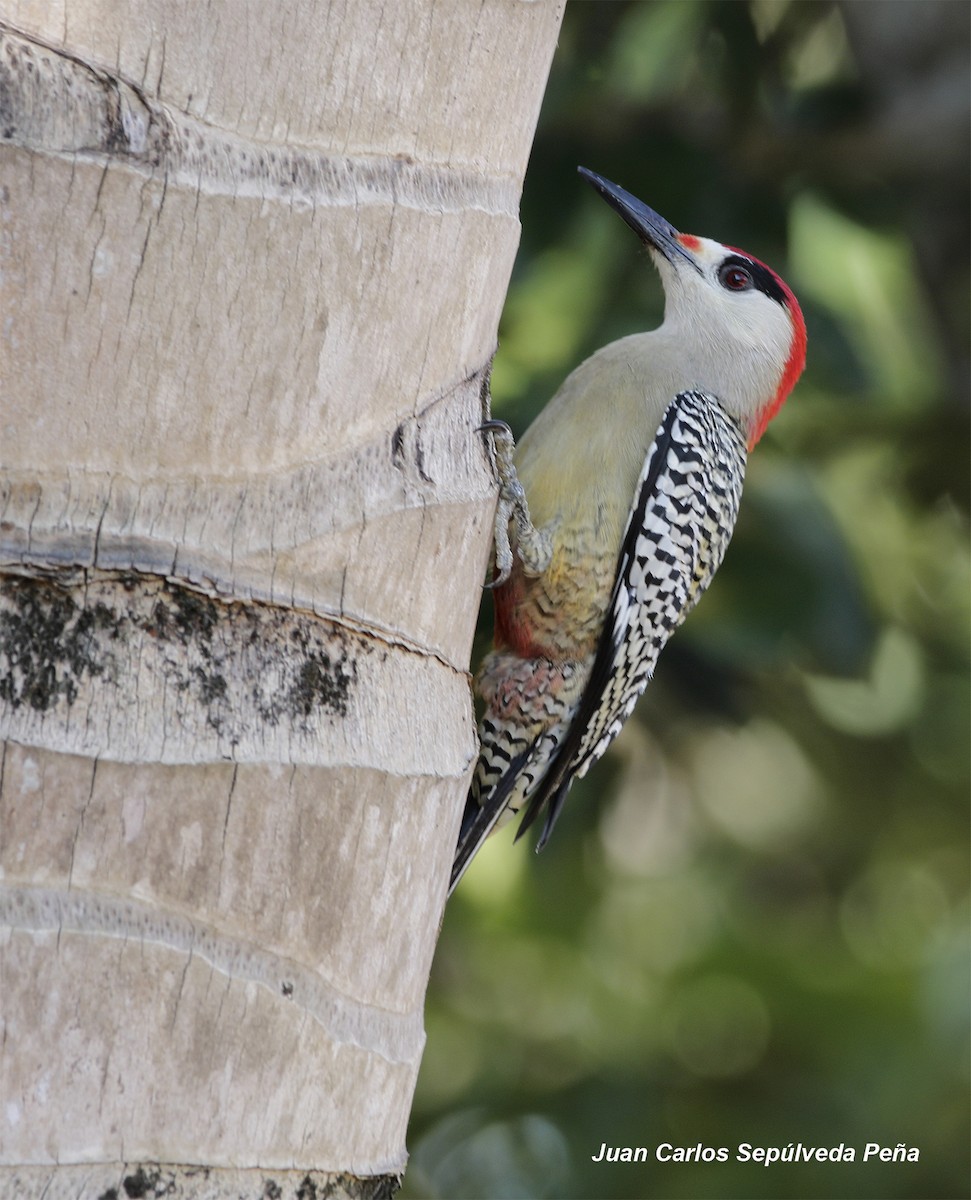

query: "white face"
xmin=649 ymin=236 xmax=799 ymax=435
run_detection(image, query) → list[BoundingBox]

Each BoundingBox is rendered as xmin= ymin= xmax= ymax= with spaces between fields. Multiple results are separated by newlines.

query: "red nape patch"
xmin=731 ymin=247 xmax=807 ymax=449
xmin=677 ymin=233 xmax=702 ymax=251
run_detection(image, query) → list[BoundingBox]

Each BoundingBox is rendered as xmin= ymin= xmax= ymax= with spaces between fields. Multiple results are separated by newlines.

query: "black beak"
xmin=578 ymin=167 xmax=697 ymax=270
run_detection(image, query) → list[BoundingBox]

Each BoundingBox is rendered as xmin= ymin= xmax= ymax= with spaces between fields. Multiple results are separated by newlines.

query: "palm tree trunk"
xmin=0 ymin=2 xmax=564 ymax=1194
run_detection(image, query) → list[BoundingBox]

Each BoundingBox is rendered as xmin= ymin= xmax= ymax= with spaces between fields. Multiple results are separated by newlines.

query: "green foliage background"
xmin=405 ymin=3 xmax=969 ymax=1198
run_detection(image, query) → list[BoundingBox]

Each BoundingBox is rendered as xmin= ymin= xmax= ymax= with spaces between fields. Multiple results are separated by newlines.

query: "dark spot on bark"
xmin=262 ymin=1183 xmax=282 ymax=1200
xmin=194 ymin=667 xmax=228 ymax=706
xmin=194 ymin=664 xmax=229 ymax=734
xmin=97 ymin=1191 xmax=119 ymax=1200
xmin=0 ymin=577 xmax=115 ymax=711
xmin=123 ymin=1166 xmax=161 ymax=1197
xmin=391 ymin=423 xmax=406 ymax=467
xmin=254 ymin=627 xmax=356 ymax=729
xmin=101 ymin=82 xmax=129 ymax=154
xmin=169 ymin=587 xmax=218 ymax=643
xmin=142 ymin=585 xmax=217 ymax=659
xmin=281 ymin=980 xmax=294 ymax=997
xmin=2 ymin=573 xmax=361 ymax=744
xmin=288 ymin=653 xmax=352 ymax=718
xmin=144 ymin=600 xmax=171 ymax=638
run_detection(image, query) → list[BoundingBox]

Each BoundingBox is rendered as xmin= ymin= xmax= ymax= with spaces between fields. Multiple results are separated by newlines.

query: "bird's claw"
xmin=479 ymin=420 xmax=552 ymax=587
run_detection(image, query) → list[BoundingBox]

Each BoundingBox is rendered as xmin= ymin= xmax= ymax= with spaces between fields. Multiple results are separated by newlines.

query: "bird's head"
xmin=579 ymin=167 xmax=806 ymax=448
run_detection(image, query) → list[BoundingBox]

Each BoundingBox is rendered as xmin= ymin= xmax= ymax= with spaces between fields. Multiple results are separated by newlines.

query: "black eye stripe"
xmin=719 ymin=254 xmax=786 ymax=305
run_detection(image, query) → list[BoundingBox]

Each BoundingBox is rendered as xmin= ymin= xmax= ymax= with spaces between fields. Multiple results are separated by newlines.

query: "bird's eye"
xmin=718 ymin=263 xmax=753 ymax=291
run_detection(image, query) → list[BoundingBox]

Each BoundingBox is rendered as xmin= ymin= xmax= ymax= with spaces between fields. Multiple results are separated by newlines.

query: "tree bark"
xmin=0 ymin=2 xmax=564 ymax=1195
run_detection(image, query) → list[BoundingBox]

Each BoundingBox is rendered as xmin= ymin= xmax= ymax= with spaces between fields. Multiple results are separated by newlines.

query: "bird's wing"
xmin=515 ymin=389 xmax=748 ymax=848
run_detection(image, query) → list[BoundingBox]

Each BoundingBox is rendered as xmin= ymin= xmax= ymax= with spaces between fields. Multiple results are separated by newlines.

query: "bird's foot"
xmin=480 ymin=420 xmax=553 ymax=587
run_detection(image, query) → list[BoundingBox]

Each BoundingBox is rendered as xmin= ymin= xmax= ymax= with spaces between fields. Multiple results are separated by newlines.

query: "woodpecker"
xmin=450 ymin=167 xmax=806 ymax=895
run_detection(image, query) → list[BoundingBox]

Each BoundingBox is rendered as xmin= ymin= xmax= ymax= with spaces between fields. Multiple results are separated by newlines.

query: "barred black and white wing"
xmin=515 ymin=390 xmax=747 ymax=847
